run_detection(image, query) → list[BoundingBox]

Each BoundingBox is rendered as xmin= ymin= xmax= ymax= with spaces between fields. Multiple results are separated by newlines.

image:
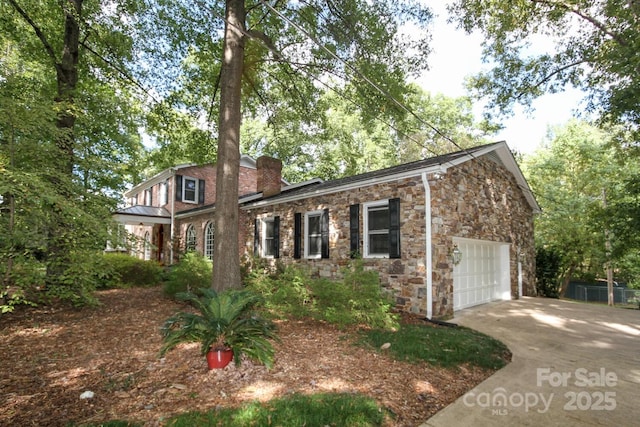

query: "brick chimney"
xmin=256 ymin=156 xmax=282 ymax=197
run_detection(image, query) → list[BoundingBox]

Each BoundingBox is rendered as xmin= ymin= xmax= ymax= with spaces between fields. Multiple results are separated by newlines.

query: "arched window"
xmin=143 ymin=231 xmax=151 ymax=260
xmin=205 ymin=222 xmax=215 ymax=261
xmin=185 ymin=224 xmax=197 ymax=252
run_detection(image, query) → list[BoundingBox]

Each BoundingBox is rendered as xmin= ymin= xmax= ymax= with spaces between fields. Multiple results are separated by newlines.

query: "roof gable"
xmin=124 ymin=155 xmax=258 ymax=197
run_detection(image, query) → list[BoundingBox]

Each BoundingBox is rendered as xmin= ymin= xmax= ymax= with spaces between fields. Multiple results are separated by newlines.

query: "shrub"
xmin=0 ymin=255 xmax=44 ymax=313
xmin=310 ymin=260 xmax=398 ymax=329
xmin=535 ymin=246 xmax=562 ymax=298
xmin=163 ymin=252 xmax=213 ymax=297
xmin=100 ymin=253 xmax=163 ymax=288
xmin=245 ymin=261 xmax=398 ymax=330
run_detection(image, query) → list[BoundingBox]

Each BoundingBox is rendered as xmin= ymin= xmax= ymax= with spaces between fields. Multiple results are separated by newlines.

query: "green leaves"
xmin=160 ymin=288 xmax=278 ymax=368
xmin=522 ymin=120 xmax=637 ymax=284
xmin=450 ymin=0 xmax=640 ymax=139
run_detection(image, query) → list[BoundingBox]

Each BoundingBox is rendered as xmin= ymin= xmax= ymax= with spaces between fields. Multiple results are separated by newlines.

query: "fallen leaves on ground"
xmin=0 ymin=287 xmax=501 ymax=426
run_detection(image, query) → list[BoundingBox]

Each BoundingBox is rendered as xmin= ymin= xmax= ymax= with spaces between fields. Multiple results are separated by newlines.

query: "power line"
xmin=200 ymin=2 xmax=540 ymax=207
xmin=259 ymin=0 xmax=467 ymax=155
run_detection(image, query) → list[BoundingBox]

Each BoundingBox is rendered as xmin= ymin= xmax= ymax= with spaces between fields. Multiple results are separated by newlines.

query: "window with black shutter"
xmin=364 ymin=199 xmax=401 ymax=258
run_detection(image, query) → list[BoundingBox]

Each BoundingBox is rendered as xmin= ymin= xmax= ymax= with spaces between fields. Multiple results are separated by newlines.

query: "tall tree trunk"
xmin=212 ymin=0 xmax=245 ymax=291
xmin=55 ymin=0 xmax=81 ymax=176
xmin=47 ymin=0 xmax=82 ymax=283
xmin=2 ymin=124 xmax=16 ymax=286
xmin=603 ymin=188 xmax=614 ymax=306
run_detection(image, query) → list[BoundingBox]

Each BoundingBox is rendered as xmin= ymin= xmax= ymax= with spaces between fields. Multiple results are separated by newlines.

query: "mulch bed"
xmin=0 ymin=286 xmax=500 ymax=426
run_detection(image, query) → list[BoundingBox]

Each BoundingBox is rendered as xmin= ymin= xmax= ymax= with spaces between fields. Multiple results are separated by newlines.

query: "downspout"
xmin=169 ymin=168 xmax=176 ymax=265
xmin=421 ymin=172 xmax=433 ymax=320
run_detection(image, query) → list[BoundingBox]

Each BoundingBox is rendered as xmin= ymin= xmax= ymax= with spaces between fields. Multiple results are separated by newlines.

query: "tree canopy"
xmin=1 ymin=0 xmax=146 ymax=306
xmin=450 ymin=0 xmax=640 ymax=148
xmin=522 ymin=120 xmax=639 ymax=293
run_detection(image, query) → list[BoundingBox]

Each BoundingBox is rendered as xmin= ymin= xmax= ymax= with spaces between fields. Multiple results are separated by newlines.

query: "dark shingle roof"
xmin=244 ymin=143 xmax=499 ymax=205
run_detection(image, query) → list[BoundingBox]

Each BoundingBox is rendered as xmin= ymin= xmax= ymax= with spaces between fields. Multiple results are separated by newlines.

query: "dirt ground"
xmin=0 ymin=287 xmax=504 ymax=426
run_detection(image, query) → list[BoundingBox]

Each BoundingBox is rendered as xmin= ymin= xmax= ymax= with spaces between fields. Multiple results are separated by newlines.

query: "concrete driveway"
xmin=421 ymin=297 xmax=640 ymax=427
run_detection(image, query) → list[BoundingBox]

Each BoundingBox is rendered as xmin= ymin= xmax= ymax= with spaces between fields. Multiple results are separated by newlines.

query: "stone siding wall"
xmin=243 ymin=177 xmax=431 ymax=314
xmin=242 ymin=157 xmax=535 ymax=317
xmin=429 ymin=157 xmax=536 ymax=317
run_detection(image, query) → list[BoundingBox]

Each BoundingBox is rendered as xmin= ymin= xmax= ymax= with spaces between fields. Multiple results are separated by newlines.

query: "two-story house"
xmin=113 ymin=142 xmax=539 ymax=318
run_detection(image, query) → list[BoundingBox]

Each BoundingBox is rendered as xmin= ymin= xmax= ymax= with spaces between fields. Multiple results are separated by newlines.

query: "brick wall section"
xmin=174 ymin=206 xmax=249 ymax=264
xmin=242 ymin=156 xmax=535 ymax=318
xmin=256 ymin=156 xmax=283 ymax=197
xmin=128 ymin=164 xmax=259 ymax=211
xmin=128 ymin=164 xmax=259 ymax=262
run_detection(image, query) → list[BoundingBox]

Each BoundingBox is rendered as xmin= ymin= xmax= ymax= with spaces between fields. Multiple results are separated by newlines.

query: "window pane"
xmin=264 ymin=220 xmax=275 ymax=257
xmin=306 ymin=214 xmax=321 ymax=257
xmin=369 ymin=234 xmax=389 ymax=254
xmin=184 ymin=178 xmax=196 ymax=202
xmin=308 ymin=215 xmax=320 ymax=235
xmin=186 ymin=225 xmax=196 ymax=252
xmin=265 ymin=221 xmax=275 ymax=239
xmin=368 ymin=207 xmax=389 ymax=231
xmin=205 ymin=223 xmax=214 ymax=260
xmin=160 ymin=182 xmax=168 ymax=206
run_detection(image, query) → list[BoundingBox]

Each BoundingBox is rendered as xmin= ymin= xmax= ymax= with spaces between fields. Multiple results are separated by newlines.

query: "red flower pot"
xmin=206 ymin=349 xmax=233 ymax=369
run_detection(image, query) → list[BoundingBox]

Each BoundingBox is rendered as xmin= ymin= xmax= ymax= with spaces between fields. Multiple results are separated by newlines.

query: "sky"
xmin=415 ymin=3 xmax=585 ymax=155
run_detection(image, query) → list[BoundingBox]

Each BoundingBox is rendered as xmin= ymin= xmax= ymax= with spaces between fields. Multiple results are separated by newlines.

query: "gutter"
xmin=421 ymin=172 xmax=433 ymax=320
xmin=243 ymin=165 xmax=448 ymax=210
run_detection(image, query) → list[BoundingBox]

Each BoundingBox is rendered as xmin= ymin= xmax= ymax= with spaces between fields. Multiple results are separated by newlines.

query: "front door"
xmin=155 ymin=225 xmax=164 ymax=263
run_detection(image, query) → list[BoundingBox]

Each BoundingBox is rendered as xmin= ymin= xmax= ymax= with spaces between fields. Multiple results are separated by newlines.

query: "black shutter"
xmin=273 ymin=216 xmax=280 ymax=259
xmin=294 ymin=213 xmax=301 ymax=259
xmin=198 ymin=179 xmax=205 ymax=204
xmin=321 ymin=208 xmax=330 ymax=259
xmin=254 ymin=219 xmax=260 ymax=256
xmin=350 ymin=204 xmax=360 ymax=258
xmin=175 ymin=175 xmax=183 ymax=201
xmin=389 ymin=198 xmax=401 ymax=259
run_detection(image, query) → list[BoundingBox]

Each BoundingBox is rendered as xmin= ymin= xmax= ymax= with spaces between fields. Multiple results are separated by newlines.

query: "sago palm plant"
xmin=160 ymin=288 xmax=278 ymax=368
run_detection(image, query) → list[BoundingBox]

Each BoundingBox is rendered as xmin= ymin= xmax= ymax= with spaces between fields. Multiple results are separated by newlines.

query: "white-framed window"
xmin=205 ymin=222 xmax=215 ymax=260
xmin=159 ymin=181 xmax=168 ymax=206
xmin=364 ymin=201 xmax=389 ymax=257
xmin=254 ymin=217 xmax=279 ymax=258
xmin=143 ymin=231 xmax=151 ymax=260
xmin=185 ymin=224 xmax=197 ymax=252
xmin=144 ymin=188 xmax=152 ymax=206
xmin=305 ymin=210 xmax=324 ymax=259
xmin=363 ymin=199 xmax=401 ymax=259
xmin=262 ymin=218 xmax=276 ymax=258
xmin=183 ymin=176 xmax=198 ymax=203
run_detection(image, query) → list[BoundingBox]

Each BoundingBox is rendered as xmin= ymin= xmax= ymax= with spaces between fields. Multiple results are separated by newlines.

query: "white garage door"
xmin=453 ymin=238 xmax=511 ymax=311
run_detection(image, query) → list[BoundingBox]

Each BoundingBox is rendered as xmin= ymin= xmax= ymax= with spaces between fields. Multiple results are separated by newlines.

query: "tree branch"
xmin=246 ymin=29 xmax=282 ymax=61
xmin=80 ymin=41 xmax=158 ymax=104
xmin=531 ymin=0 xmax=628 ymax=46
xmin=516 ymin=58 xmax=588 ymax=100
xmin=7 ymin=0 xmax=60 ymax=70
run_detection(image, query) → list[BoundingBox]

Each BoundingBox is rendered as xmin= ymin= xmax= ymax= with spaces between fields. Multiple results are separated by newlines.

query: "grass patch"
xmin=164 ymin=392 xmax=388 ymax=426
xmin=357 ymin=323 xmax=510 ymax=370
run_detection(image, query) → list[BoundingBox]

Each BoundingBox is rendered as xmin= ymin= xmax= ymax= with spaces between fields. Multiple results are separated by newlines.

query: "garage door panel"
xmin=453 ymin=238 xmax=509 ymax=311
